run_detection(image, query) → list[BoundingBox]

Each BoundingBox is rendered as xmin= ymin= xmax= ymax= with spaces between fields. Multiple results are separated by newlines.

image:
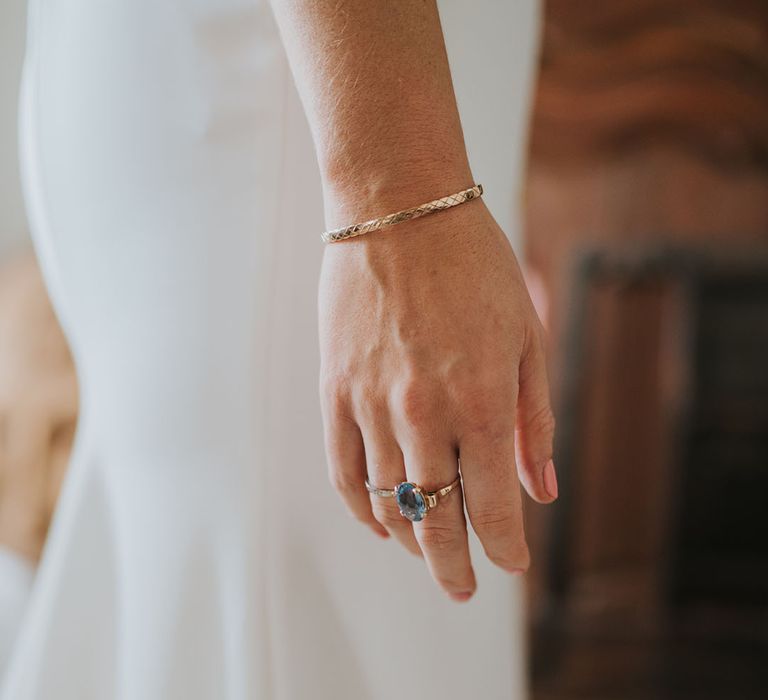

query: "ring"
xmin=364 ymin=475 xmax=461 ymax=522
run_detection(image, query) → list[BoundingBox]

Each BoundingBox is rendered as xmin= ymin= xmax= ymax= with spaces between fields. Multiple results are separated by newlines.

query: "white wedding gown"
xmin=3 ymin=0 xmax=540 ymax=697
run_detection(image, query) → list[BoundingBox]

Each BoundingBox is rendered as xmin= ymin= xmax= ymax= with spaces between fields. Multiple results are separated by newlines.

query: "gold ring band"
xmin=365 ymin=475 xmax=461 ymax=522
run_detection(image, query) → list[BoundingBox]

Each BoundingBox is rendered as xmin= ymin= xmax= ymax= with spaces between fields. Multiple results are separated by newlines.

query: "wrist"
xmin=322 ymin=182 xmax=495 ymax=266
xmin=321 ymin=163 xmax=475 ymax=232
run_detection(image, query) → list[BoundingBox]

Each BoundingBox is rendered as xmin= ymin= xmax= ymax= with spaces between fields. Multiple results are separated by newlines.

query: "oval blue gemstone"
xmin=396 ymin=482 xmax=427 ymax=522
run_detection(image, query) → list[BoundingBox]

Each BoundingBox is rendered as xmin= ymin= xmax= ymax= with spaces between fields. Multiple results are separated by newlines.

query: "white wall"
xmin=440 ymin=0 xmax=541 ymax=247
xmin=0 ymin=0 xmax=29 ymax=258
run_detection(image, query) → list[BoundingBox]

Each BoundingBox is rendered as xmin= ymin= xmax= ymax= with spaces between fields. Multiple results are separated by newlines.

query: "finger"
xmin=361 ymin=423 xmax=423 ymax=557
xmin=323 ymin=412 xmax=389 ymax=539
xmin=402 ymin=436 xmax=476 ymax=601
xmin=515 ymin=335 xmax=558 ymax=502
xmin=460 ymin=430 xmax=530 ymax=574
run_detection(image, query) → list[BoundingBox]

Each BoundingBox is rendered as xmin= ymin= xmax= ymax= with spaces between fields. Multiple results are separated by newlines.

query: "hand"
xmin=0 ymin=254 xmax=77 ymax=562
xmin=319 ymin=196 xmax=558 ymax=602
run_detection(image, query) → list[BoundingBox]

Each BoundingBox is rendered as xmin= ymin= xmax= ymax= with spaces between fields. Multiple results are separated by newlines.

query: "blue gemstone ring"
xmin=364 ymin=475 xmax=461 ymax=523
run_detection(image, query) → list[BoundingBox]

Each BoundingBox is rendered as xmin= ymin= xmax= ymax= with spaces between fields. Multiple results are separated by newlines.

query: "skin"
xmin=270 ymin=0 xmax=558 ymax=601
xmin=0 ymin=254 xmax=76 ymax=563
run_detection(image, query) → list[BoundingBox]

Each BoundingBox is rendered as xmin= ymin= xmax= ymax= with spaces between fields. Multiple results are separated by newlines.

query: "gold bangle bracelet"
xmin=320 ymin=184 xmax=483 ymax=243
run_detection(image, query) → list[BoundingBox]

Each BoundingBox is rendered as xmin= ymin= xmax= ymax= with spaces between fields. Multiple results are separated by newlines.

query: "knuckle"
xmin=393 ymin=378 xmax=440 ymax=429
xmin=463 ymin=410 xmax=512 ymax=443
xmin=372 ymin=501 xmax=408 ymax=530
xmin=471 ymin=506 xmax=518 ymax=539
xmin=453 ymin=376 xmax=516 ymax=437
xmin=416 ymin=522 xmax=463 ymax=552
xmin=471 ymin=505 xmax=530 ymax=572
xmin=328 ymin=469 xmax=361 ymax=495
xmin=352 ymin=384 xmax=388 ymax=423
xmin=320 ymin=375 xmax=352 ymax=417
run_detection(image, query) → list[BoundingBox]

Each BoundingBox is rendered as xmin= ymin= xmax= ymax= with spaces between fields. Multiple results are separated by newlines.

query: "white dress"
xmin=3 ymin=0 xmax=540 ymax=697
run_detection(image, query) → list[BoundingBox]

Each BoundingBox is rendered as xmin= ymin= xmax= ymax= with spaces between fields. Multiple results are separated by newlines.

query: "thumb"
xmin=515 ymin=333 xmax=558 ymax=503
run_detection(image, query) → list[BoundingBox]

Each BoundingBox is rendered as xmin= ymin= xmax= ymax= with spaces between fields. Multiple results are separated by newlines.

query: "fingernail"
xmin=372 ymin=527 xmax=390 ymax=539
xmin=509 ymin=568 xmax=526 ymax=576
xmin=543 ymin=459 xmax=558 ymax=500
xmin=449 ymin=591 xmax=474 ymax=603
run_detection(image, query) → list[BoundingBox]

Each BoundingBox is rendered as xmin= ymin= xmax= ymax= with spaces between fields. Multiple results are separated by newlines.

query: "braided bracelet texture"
xmin=321 ymin=184 xmax=483 ymax=243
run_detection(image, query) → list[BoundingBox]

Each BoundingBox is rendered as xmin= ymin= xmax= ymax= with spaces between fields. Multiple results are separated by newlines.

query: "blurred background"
xmin=0 ymin=0 xmax=766 ymax=698
xmin=524 ymin=2 xmax=768 ymax=699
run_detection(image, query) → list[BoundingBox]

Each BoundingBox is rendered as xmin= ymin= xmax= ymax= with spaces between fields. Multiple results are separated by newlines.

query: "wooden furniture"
xmin=532 ymin=250 xmax=768 ymax=700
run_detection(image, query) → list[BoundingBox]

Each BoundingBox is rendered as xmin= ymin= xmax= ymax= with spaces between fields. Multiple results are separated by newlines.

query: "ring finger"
xmin=400 ymin=435 xmax=476 ymax=601
xmin=361 ymin=422 xmax=423 ymax=557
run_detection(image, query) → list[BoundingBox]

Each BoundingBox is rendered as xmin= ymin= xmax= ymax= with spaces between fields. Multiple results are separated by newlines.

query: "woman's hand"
xmin=269 ymin=0 xmax=557 ymax=599
xmin=319 ymin=196 xmax=557 ymax=601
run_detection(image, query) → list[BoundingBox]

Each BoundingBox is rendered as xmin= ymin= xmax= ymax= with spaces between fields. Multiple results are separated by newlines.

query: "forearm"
xmin=269 ymin=0 xmax=474 ymax=228
xmin=286 ymin=2 xmax=556 ymax=598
